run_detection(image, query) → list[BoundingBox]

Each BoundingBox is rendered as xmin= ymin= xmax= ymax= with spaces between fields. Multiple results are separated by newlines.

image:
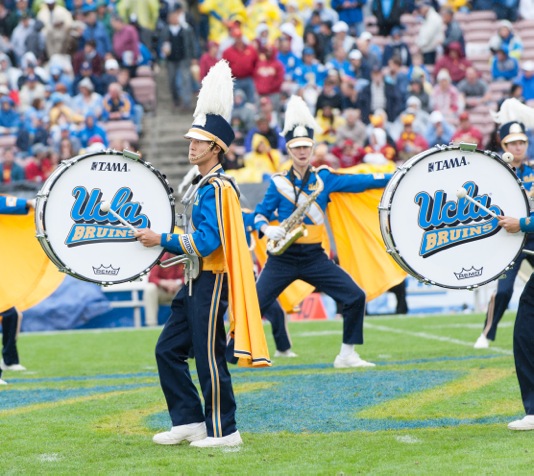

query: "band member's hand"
xmin=134 ymin=228 xmax=162 ymax=247
xmin=27 ymin=199 xmax=36 ymax=209
xmin=498 ymin=216 xmax=521 ymax=233
xmin=263 ymin=225 xmax=285 ymax=241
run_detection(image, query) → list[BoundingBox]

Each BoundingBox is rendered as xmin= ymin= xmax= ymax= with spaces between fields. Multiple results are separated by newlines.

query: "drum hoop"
xmin=380 ymin=145 xmax=529 ymax=289
xmin=35 ymin=149 xmax=176 ymax=285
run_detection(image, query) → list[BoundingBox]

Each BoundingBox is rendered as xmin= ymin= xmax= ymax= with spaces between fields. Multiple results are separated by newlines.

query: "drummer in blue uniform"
xmin=253 ymin=95 xmax=392 ymax=368
xmin=474 ymin=120 xmax=534 ymax=349
xmin=134 ymin=60 xmax=270 ymax=448
xmin=0 ymin=195 xmax=34 ymax=385
xmin=497 ymin=198 xmax=534 ymax=430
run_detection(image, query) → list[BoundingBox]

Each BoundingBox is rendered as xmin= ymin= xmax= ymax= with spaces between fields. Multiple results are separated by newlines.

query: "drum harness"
xmin=160 ymin=171 xmax=240 ymax=295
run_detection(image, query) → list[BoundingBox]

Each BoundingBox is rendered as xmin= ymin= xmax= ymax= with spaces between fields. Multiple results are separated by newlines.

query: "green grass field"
xmin=1 ymin=312 xmax=532 ymax=475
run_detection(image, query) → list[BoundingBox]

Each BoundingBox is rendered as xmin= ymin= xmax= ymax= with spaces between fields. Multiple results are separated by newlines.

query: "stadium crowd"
xmin=0 ymin=0 xmax=532 ymax=186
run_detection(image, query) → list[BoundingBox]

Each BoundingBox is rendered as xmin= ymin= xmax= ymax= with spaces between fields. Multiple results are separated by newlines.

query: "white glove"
xmin=264 ymin=225 xmax=285 ymax=241
xmin=27 ymin=199 xmax=36 ymax=209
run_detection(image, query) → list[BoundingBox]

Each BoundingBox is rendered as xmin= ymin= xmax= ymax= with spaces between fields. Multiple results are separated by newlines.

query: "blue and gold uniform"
xmin=1 ymin=196 xmax=31 ymax=383
xmin=0 ymin=196 xmax=29 ymax=215
xmin=146 ymin=60 xmax=269 ymax=447
xmin=479 ymin=130 xmax=534 ymax=344
xmin=155 ymin=164 xmax=269 ymax=440
xmin=254 ymin=166 xmax=391 ymax=349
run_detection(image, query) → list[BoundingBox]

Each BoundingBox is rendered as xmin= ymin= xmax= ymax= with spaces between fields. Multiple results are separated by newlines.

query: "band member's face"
xmin=188 ymin=138 xmax=217 ymax=165
xmin=289 ymin=145 xmax=312 ymax=168
xmin=504 ymin=140 xmax=527 ymax=161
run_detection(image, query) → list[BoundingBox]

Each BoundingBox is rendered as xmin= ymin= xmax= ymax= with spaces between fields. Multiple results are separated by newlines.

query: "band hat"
xmin=184 ymin=59 xmax=235 ymax=152
xmin=491 ymin=98 xmax=534 ymax=144
xmin=281 ymin=95 xmax=321 ymax=148
xmin=499 ymin=121 xmax=528 ymax=144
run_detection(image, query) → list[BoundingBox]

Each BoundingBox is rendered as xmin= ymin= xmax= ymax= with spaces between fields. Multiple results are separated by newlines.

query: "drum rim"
xmin=35 ymin=149 xmax=176 ymax=285
xmin=379 ymin=145 xmax=529 ymax=289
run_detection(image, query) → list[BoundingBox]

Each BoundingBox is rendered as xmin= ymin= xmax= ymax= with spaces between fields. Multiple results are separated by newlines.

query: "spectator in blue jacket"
xmin=331 ymin=0 xmax=366 ymax=37
xmin=80 ymin=5 xmax=113 ymax=58
xmin=0 ymin=97 xmax=21 ymax=136
xmin=0 ymin=147 xmax=25 ymax=183
xmin=491 ymin=44 xmax=519 ymax=81
xmin=77 ymin=113 xmax=109 ymax=148
xmin=516 ymin=61 xmax=534 ymax=101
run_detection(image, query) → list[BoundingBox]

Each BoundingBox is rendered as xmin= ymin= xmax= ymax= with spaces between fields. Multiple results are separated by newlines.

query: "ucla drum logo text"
xmin=65 ymin=186 xmax=150 ymax=246
xmin=415 ymin=181 xmax=503 ymax=258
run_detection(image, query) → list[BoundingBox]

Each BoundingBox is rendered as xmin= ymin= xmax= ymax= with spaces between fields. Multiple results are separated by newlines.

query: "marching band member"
xmin=0 ymin=195 xmax=34 ymax=385
xmin=134 ymin=60 xmax=270 ymax=448
xmin=253 ymin=95 xmax=393 ymax=368
xmin=475 ymin=99 xmax=534 ymax=349
xmin=497 ymin=211 xmax=534 ymax=430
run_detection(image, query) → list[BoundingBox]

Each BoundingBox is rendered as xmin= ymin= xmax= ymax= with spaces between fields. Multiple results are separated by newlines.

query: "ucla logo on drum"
xmin=415 ymin=181 xmax=503 ymax=258
xmin=64 ymin=186 xmax=150 ymax=246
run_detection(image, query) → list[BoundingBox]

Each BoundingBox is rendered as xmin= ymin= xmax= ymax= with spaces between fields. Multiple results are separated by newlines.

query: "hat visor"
xmin=287 ymin=137 xmax=315 ymax=148
xmin=502 ymin=133 xmax=528 ymax=144
xmin=184 ymin=128 xmax=229 ymax=152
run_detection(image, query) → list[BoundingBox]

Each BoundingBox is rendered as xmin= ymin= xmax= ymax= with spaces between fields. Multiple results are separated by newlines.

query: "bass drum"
xmin=379 ymin=144 xmax=529 ymax=289
xmin=35 ymin=149 xmax=175 ymax=284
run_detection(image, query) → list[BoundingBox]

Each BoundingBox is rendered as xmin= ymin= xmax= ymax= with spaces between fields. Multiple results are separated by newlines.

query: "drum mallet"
xmin=502 ymin=152 xmax=514 ymax=164
xmin=100 ymin=201 xmax=137 ymax=232
xmin=456 ymin=188 xmax=499 ymax=219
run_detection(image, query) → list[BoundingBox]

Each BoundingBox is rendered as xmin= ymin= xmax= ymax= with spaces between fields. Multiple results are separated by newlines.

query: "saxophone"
xmin=267 ymin=171 xmax=324 ymax=255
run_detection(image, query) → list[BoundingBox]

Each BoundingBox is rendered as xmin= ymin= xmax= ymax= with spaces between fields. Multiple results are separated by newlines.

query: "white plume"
xmin=490 ymin=98 xmax=534 ymax=127
xmin=192 ymin=60 xmax=234 ymax=125
xmin=281 ymin=95 xmax=321 ymax=136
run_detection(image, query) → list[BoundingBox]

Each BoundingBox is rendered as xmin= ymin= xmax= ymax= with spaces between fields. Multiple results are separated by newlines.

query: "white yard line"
xmin=364 ymin=322 xmax=513 ymax=356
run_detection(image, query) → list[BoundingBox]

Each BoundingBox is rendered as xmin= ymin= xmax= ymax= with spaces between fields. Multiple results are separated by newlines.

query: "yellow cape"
xmin=326 ymin=164 xmax=407 ymax=301
xmin=0 ymin=208 xmax=64 ymax=312
xmin=213 ymin=179 xmax=271 ymax=367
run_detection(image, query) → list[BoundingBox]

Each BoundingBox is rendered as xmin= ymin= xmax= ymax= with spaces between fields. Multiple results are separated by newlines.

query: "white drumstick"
xmin=101 ymin=201 xmax=137 ymax=232
xmin=456 ymin=188 xmax=499 ymax=219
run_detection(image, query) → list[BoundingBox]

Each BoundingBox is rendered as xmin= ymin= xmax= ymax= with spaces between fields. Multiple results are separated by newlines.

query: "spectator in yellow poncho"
xmin=246 ymin=0 xmax=282 ymax=42
xmin=227 ymin=133 xmax=283 ymax=183
xmin=315 ymin=105 xmax=346 ymax=145
xmin=198 ymin=0 xmax=247 ymax=43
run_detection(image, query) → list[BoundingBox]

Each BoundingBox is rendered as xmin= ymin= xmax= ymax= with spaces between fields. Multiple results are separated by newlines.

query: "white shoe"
xmin=473 ymin=334 xmax=490 ymax=349
xmin=274 ymin=349 xmax=298 ymax=358
xmin=0 ymin=378 xmax=7 ymax=385
xmin=0 ymin=360 xmax=26 ymax=371
xmin=153 ymin=422 xmax=207 ymax=445
xmin=190 ymin=430 xmax=243 ymax=448
xmin=508 ymin=416 xmax=534 ymax=430
xmin=334 ymin=352 xmax=376 ymax=368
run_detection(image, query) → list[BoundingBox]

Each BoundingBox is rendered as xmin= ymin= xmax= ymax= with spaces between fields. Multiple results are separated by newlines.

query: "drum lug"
xmin=123 ymin=149 xmax=142 ymax=161
xmin=458 ymin=142 xmax=477 ymax=152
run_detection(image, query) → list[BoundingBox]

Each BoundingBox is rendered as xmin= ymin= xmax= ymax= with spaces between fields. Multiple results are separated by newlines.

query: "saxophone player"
xmin=254 ymin=95 xmax=393 ymax=368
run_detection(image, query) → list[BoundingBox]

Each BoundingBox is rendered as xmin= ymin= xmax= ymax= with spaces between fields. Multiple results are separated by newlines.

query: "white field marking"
xmin=395 ymin=435 xmax=422 ymax=444
xmin=429 ymin=322 xmax=513 ymax=330
xmin=38 ymin=453 xmax=61 ymax=463
xmin=365 ymin=322 xmax=513 ymax=356
xmin=222 ymin=447 xmax=241 ymax=453
xmin=293 ymin=330 xmax=342 ymax=337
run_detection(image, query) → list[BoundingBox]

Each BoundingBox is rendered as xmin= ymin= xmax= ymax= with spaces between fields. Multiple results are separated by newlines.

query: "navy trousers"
xmin=256 ymin=244 xmax=366 ymax=345
xmin=155 ymin=271 xmax=237 ymax=438
xmin=483 ymin=236 xmax=534 ymax=340
xmin=1 ymin=307 xmax=20 ymax=367
xmin=513 ymin=274 xmax=534 ymax=415
xmin=262 ymin=300 xmax=291 ymax=352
